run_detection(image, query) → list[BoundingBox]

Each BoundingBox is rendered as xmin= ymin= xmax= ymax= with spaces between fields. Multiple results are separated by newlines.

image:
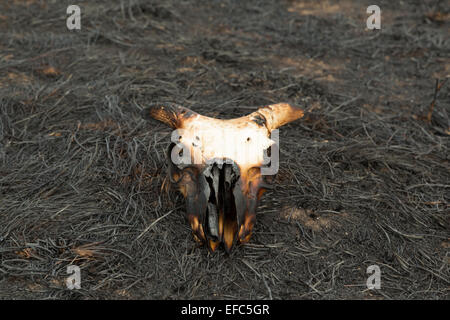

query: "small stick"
xmin=136 ymin=210 xmax=173 ymax=240
xmin=427 ymin=78 xmax=448 ymax=123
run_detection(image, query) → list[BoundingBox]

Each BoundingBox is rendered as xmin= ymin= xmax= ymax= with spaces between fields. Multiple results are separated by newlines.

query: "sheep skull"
xmin=142 ymin=102 xmax=304 ymax=252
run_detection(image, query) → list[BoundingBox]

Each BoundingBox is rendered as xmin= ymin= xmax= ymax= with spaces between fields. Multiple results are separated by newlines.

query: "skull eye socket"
xmin=246 ymin=137 xmax=251 ymax=142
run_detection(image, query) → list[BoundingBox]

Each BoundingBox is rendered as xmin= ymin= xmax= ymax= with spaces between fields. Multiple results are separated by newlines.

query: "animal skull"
xmin=142 ymin=102 xmax=304 ymax=252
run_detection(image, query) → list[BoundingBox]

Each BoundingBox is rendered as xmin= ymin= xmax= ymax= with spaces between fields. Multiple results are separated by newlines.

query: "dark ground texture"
xmin=0 ymin=0 xmax=449 ymax=299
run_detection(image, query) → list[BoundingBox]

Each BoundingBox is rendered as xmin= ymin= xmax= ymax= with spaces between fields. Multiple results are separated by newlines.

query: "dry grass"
xmin=0 ymin=0 xmax=448 ymax=299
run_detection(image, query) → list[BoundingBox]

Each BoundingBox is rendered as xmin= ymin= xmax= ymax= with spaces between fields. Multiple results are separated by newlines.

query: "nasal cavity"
xmin=204 ymin=160 xmax=240 ymax=250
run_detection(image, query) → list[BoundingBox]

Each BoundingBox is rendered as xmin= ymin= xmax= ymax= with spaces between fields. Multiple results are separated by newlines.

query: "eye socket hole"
xmin=178 ymin=149 xmax=183 ymax=156
xmin=247 ymin=137 xmax=251 ymax=142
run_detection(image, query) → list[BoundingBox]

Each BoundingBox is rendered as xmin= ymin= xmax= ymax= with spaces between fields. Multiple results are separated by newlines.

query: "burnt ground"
xmin=0 ymin=0 xmax=449 ymax=300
